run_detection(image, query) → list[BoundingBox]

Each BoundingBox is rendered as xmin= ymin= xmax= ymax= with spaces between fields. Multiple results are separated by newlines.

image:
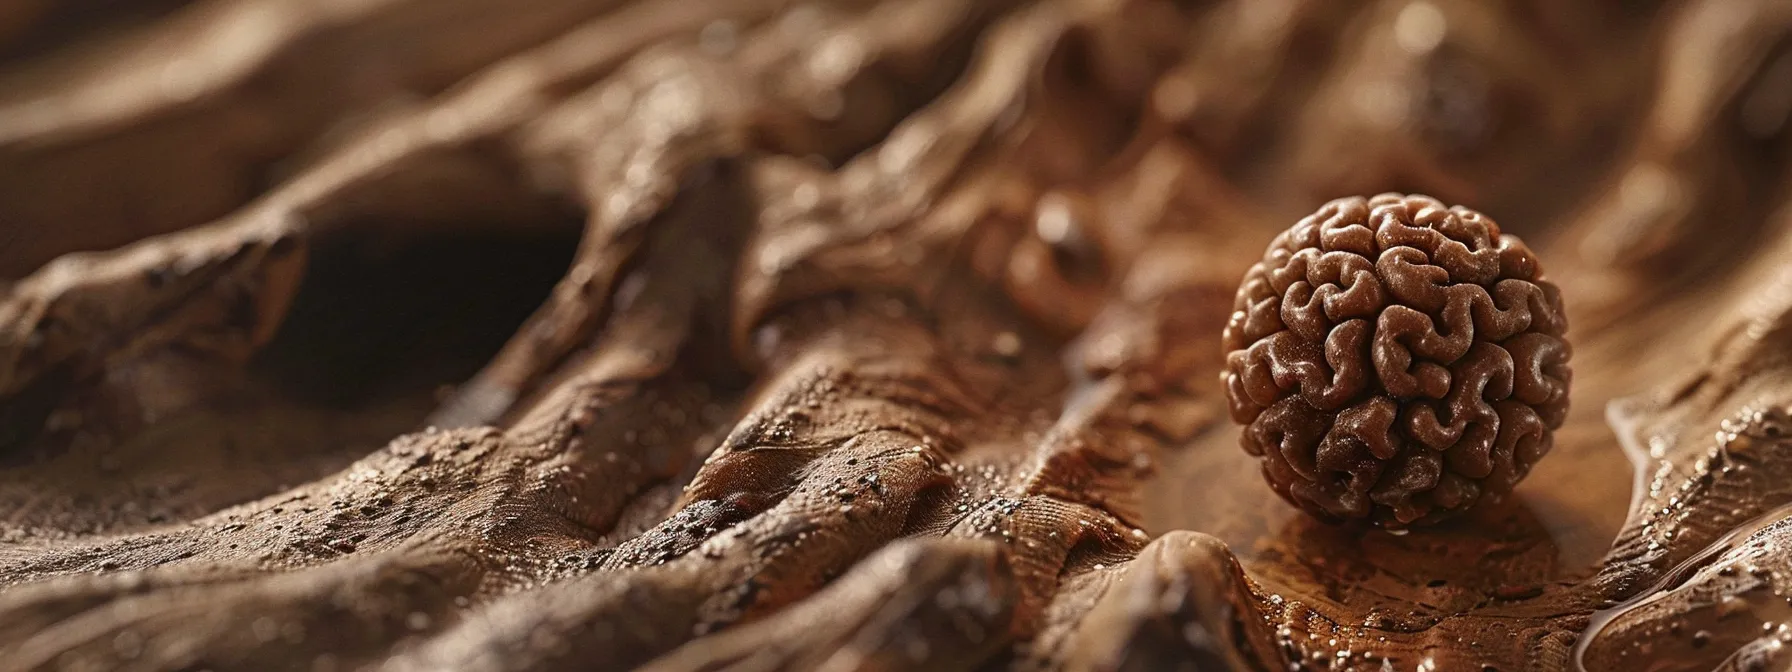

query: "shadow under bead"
xmin=1221 ymin=193 xmax=1571 ymax=529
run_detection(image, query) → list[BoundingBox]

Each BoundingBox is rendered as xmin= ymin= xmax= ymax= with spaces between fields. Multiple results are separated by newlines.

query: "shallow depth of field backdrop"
xmin=0 ymin=1 xmax=1791 ymax=671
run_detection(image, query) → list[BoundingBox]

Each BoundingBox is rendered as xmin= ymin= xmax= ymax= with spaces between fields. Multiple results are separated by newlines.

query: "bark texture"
xmin=1 ymin=0 xmax=1792 ymax=670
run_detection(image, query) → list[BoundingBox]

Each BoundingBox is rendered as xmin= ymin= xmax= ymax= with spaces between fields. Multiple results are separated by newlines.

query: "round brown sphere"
xmin=1222 ymin=194 xmax=1570 ymax=528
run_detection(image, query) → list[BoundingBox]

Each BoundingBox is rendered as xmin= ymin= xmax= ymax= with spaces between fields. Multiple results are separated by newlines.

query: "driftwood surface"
xmin=1 ymin=0 xmax=1792 ymax=670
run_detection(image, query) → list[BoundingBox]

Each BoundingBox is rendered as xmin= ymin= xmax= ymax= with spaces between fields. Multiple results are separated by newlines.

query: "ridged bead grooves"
xmin=1222 ymin=194 xmax=1571 ymax=528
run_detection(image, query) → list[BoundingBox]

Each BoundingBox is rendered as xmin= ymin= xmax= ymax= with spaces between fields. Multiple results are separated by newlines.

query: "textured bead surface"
xmin=1222 ymin=194 xmax=1571 ymax=528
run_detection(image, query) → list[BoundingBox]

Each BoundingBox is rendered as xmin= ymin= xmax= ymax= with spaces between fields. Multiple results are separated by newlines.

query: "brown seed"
xmin=1221 ymin=194 xmax=1571 ymax=528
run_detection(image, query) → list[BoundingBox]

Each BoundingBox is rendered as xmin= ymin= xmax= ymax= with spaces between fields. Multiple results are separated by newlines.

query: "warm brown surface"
xmin=0 ymin=0 xmax=1790 ymax=671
